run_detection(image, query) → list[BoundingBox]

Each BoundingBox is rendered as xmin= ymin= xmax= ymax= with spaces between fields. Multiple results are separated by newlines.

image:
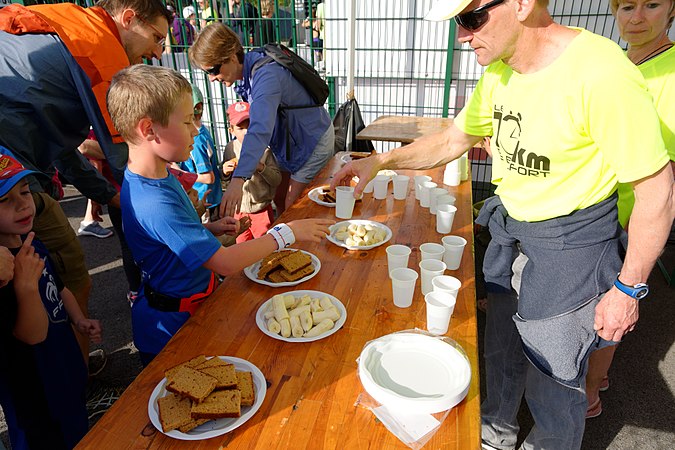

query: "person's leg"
xmin=285 ymin=179 xmax=309 ymax=211
xmin=31 ymin=193 xmax=92 ymax=365
xmin=287 ymin=124 xmax=335 ymax=210
xmin=586 ymin=344 xmax=617 ymax=415
xmin=521 ymin=361 xmax=588 ymax=450
xmin=480 ymin=290 xmax=529 ymax=450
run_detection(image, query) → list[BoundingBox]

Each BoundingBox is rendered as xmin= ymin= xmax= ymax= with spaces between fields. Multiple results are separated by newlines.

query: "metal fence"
xmin=15 ymin=0 xmax=673 ymax=201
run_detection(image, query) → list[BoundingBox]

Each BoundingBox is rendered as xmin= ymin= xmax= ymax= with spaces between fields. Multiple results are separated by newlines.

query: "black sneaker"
xmin=88 ymin=349 xmax=107 ymax=377
xmin=86 ymin=385 xmax=124 ymax=420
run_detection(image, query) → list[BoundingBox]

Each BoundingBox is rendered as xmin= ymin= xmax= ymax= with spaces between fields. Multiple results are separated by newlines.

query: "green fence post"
xmin=441 ymin=21 xmax=456 ymax=119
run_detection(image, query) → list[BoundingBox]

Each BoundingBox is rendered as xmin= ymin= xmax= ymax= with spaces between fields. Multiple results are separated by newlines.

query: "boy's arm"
xmin=255 ymin=148 xmax=282 ymax=189
xmin=61 ymin=287 xmax=102 ymax=344
xmin=12 ymin=233 xmax=49 ymax=345
xmin=0 ymin=246 xmax=13 ymax=288
xmin=195 ymin=171 xmax=216 ymax=185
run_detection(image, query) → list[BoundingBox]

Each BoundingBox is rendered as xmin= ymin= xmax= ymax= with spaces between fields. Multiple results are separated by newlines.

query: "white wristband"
xmin=267 ymin=223 xmax=296 ymax=250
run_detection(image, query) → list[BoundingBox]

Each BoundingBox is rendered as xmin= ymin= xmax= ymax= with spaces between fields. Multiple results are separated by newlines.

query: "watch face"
xmin=636 ymin=287 xmax=649 ymax=300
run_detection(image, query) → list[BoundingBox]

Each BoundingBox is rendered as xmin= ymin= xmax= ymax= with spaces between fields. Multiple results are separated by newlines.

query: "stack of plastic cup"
xmin=444 ymin=159 xmax=461 ymax=186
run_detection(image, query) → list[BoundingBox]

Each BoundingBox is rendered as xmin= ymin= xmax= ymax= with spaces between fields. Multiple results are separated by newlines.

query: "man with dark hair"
xmin=0 ymin=0 xmax=170 ymax=369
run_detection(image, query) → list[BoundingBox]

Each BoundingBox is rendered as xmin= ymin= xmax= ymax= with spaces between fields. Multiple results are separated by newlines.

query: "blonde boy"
xmin=107 ymin=65 xmax=332 ymax=364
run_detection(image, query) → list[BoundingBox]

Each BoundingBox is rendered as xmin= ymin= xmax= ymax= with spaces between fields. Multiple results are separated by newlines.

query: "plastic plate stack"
xmin=358 ymin=332 xmax=471 ymax=414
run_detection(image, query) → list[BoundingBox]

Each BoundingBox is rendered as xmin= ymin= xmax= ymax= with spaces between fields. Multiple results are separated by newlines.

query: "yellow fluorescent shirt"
xmin=455 ymin=29 xmax=669 ymax=222
xmin=617 ymin=45 xmax=675 ymax=227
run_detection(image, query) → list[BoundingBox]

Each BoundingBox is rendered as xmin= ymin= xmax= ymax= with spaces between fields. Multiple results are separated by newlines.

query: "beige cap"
xmin=425 ymin=0 xmax=473 ymax=21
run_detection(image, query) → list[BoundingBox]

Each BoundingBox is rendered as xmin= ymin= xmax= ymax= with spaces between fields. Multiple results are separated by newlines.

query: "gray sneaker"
xmin=78 ymin=221 xmax=113 ymax=239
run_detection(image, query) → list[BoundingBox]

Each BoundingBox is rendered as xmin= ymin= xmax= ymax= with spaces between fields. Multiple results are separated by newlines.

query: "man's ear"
xmin=514 ymin=0 xmax=538 ymax=22
xmin=119 ymin=8 xmax=136 ymax=30
xmin=137 ymin=117 xmax=156 ymax=142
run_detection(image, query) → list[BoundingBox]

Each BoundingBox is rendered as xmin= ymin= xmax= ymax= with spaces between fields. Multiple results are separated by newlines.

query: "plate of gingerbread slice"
xmin=243 ymin=249 xmax=321 ymax=287
xmin=308 ymin=185 xmax=336 ymax=207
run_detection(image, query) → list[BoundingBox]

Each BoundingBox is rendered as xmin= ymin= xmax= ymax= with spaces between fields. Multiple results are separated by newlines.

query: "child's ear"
xmin=137 ymin=117 xmax=156 ymax=142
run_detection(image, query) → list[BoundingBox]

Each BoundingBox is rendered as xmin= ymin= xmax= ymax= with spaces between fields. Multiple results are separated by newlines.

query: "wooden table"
xmin=356 ymin=115 xmax=454 ymax=144
xmin=76 ymin=155 xmax=479 ymax=449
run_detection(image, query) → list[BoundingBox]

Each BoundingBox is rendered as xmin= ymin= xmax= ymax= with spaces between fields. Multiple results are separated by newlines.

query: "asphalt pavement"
xmin=0 ymin=186 xmax=673 ymax=449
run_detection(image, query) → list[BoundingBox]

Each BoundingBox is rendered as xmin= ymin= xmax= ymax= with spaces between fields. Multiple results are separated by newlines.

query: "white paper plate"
xmin=308 ymin=186 xmax=336 ymax=207
xmin=148 ymin=356 xmax=267 ymax=440
xmin=256 ymin=290 xmax=347 ymax=342
xmin=327 ymin=220 xmax=392 ymax=251
xmin=244 ymin=250 xmax=321 ymax=287
xmin=340 ymin=152 xmax=374 ymax=164
xmin=358 ymin=333 xmax=471 ymax=414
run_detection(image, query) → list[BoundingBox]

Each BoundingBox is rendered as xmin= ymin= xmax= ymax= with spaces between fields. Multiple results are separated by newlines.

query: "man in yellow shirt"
xmin=332 ymin=0 xmax=674 ymax=448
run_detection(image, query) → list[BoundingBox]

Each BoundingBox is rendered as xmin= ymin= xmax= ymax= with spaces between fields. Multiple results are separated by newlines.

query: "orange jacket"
xmin=0 ymin=3 xmax=129 ymax=143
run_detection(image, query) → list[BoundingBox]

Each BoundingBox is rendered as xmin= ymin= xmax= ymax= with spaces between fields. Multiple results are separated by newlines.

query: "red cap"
xmin=227 ymin=102 xmax=250 ymax=126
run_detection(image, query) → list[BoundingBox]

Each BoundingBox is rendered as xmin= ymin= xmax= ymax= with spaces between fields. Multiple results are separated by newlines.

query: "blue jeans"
xmin=481 ymin=254 xmax=590 ymax=450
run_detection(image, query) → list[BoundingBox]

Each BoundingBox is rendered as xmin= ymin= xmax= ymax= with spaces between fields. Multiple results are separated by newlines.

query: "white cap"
xmin=425 ymin=0 xmax=473 ymax=21
xmin=183 ymin=5 xmax=196 ymax=19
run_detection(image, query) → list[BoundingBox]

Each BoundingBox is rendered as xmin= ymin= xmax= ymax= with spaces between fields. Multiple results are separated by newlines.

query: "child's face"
xmin=153 ymin=93 xmax=199 ymax=163
xmin=229 ymin=119 xmax=249 ymax=143
xmin=0 ymin=180 xmax=35 ymax=244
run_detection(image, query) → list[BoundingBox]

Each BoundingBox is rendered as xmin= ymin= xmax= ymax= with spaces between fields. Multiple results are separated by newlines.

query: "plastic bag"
xmin=333 ymin=98 xmax=375 ymax=154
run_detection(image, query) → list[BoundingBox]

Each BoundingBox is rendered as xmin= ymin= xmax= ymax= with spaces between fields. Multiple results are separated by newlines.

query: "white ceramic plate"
xmin=256 ymin=290 xmax=347 ymax=342
xmin=244 ymin=250 xmax=321 ymax=287
xmin=358 ymin=333 xmax=471 ymax=414
xmin=308 ymin=186 xmax=336 ymax=207
xmin=148 ymin=356 xmax=267 ymax=440
xmin=327 ymin=220 xmax=392 ymax=251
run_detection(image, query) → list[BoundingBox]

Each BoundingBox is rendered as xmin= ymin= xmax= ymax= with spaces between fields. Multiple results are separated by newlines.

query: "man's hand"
xmin=287 ymin=219 xmax=335 ymax=243
xmin=220 ymin=178 xmax=245 ymax=218
xmin=593 ymin=286 xmax=640 ymax=342
xmin=330 ymin=156 xmax=383 ymax=198
xmin=13 ymin=233 xmax=44 ymax=291
xmin=238 ymin=215 xmax=252 ymax=235
xmin=0 ymin=246 xmax=14 ymax=288
xmin=107 ymin=192 xmax=121 ymax=209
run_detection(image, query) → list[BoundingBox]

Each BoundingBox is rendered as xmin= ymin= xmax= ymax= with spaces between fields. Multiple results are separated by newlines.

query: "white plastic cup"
xmin=432 ymin=275 xmax=461 ymax=298
xmin=419 ymin=259 xmax=446 ymax=296
xmin=419 ymin=181 xmax=438 ymax=208
xmin=419 ymin=242 xmax=445 ymax=261
xmin=392 ymin=175 xmax=410 ymax=200
xmin=373 ymin=175 xmax=390 ymax=200
xmin=442 ymin=235 xmax=467 ymax=270
xmin=414 ymin=175 xmax=432 ymax=200
xmin=429 ymin=187 xmax=449 ymax=214
xmin=435 ymin=194 xmax=457 ymax=208
xmin=436 ymin=204 xmax=457 ymax=234
xmin=425 ymin=291 xmax=456 ymax=335
xmin=363 ymin=179 xmax=375 ymax=194
xmin=390 ymin=268 xmax=418 ymax=308
xmin=444 ymin=160 xmax=461 ymax=186
xmin=335 ymin=186 xmax=356 ymax=219
xmin=386 ymin=244 xmax=411 ymax=275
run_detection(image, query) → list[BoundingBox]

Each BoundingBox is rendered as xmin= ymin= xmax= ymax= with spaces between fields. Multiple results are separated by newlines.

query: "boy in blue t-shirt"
xmin=107 ymin=65 xmax=333 ymax=365
xmin=179 ymin=84 xmax=223 ymax=219
xmin=0 ymin=152 xmax=102 ymax=450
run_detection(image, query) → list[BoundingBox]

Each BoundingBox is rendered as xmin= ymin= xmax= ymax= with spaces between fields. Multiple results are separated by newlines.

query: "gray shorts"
xmin=290 ymin=125 xmax=335 ymax=184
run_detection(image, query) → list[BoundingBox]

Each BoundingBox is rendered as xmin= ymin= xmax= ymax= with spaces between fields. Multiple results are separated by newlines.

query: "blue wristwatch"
xmin=613 ymin=274 xmax=649 ymax=300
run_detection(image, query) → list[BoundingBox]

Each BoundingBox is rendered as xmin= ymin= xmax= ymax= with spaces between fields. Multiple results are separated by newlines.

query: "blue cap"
xmin=0 ymin=152 xmax=37 ymax=197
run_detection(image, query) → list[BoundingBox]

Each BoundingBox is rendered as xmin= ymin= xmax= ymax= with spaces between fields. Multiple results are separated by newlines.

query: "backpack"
xmin=251 ymin=43 xmax=329 ymax=106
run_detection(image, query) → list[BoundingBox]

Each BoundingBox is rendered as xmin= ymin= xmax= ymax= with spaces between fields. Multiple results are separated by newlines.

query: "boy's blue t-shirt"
xmin=121 ymin=168 xmax=222 ymax=354
xmin=0 ymin=238 xmax=87 ymax=450
xmin=180 ymin=125 xmax=223 ymax=209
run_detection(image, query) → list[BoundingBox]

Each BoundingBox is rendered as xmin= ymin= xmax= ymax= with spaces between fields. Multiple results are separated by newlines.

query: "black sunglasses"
xmin=454 ymin=0 xmax=505 ymax=32
xmin=203 ymin=64 xmax=222 ymax=76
